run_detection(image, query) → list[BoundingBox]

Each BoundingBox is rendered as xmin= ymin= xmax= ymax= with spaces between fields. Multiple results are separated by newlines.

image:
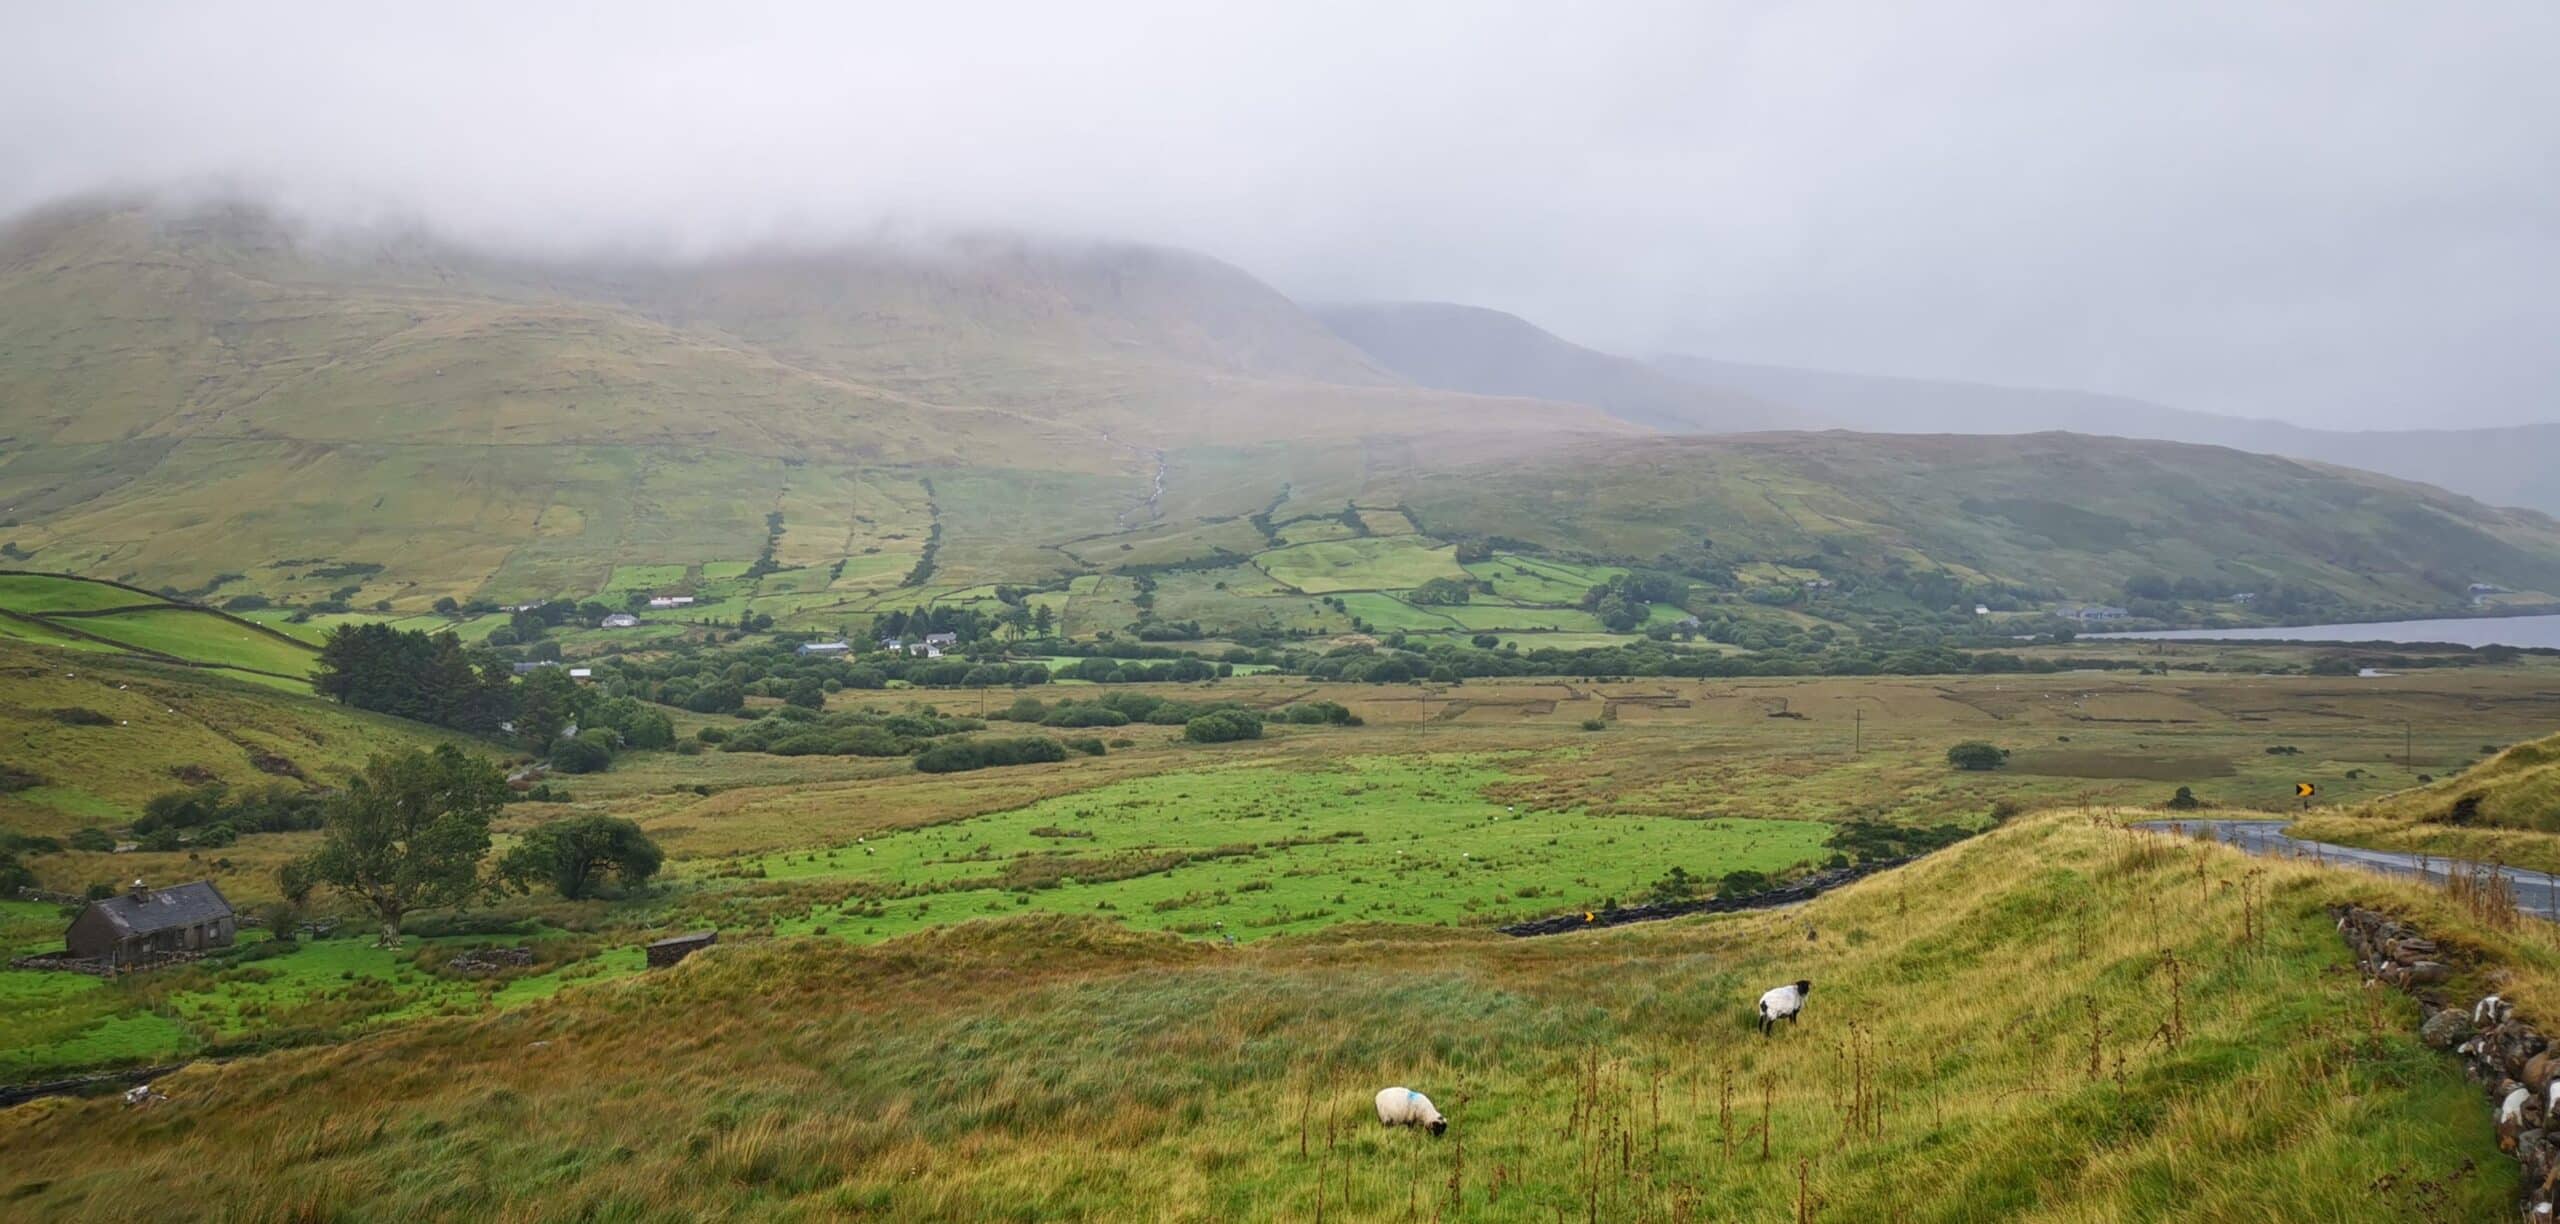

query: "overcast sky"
xmin=4 ymin=1 xmax=2554 ymax=428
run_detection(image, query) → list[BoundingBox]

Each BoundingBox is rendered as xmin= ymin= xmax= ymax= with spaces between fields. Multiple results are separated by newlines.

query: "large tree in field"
xmin=500 ymin=815 xmax=664 ymax=900
xmin=295 ymin=745 xmax=505 ymax=945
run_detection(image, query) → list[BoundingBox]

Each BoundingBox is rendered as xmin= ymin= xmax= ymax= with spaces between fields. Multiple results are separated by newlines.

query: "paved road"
xmin=2133 ymin=818 xmax=2560 ymax=922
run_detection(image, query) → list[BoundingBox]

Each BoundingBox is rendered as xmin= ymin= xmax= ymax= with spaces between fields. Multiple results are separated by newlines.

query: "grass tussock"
xmin=0 ymin=812 xmax=2542 ymax=1220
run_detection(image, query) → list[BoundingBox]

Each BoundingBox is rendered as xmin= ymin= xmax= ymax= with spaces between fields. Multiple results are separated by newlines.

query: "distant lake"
xmin=2090 ymin=614 xmax=2560 ymax=649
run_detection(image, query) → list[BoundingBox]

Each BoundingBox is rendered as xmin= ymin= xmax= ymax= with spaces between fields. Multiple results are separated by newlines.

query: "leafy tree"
xmin=2164 ymin=786 xmax=2203 ymax=810
xmin=515 ymin=666 xmax=582 ymax=753
xmin=784 ymin=678 xmax=827 ymax=709
xmin=1409 ymin=577 xmax=1474 ymax=606
xmin=1032 ymin=605 xmax=1056 ymax=636
xmin=1946 ymin=741 xmax=2009 ymax=771
xmin=550 ymin=729 xmax=616 ymax=774
xmin=500 ymin=815 xmax=663 ymax=900
xmin=293 ymin=746 xmax=504 ymax=946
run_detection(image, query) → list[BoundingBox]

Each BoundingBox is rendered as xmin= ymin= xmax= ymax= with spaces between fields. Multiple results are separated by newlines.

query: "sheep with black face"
xmin=1758 ymin=979 xmax=1813 ymax=1036
xmin=1374 ymin=1086 xmax=1447 ymax=1135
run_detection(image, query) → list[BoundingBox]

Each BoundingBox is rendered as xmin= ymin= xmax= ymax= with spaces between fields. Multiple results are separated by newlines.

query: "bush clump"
xmin=1945 ymin=741 xmax=2008 ymax=771
xmin=1183 ymin=709 xmax=1265 ymax=744
xmin=913 ymin=737 xmax=1070 ymax=774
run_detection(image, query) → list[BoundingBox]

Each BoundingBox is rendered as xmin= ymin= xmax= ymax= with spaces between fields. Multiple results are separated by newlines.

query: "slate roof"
xmin=87 ymin=881 xmax=233 ymax=937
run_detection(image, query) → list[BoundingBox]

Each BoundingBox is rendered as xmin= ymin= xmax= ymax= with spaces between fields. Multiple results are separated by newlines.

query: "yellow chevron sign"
xmin=2296 ymin=781 xmax=2317 ymax=799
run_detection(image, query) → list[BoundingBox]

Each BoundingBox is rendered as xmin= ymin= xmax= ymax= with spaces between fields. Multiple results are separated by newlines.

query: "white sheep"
xmin=1374 ymin=1086 xmax=1447 ymax=1135
xmin=1757 ymin=979 xmax=1813 ymax=1036
xmin=2476 ymin=994 xmax=2513 ymax=1026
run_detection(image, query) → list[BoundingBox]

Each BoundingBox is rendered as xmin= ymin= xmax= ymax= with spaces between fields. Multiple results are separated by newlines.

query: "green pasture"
xmin=1252 ymin=536 xmax=1470 ymax=594
xmin=65 ymin=608 xmax=316 ymax=678
xmin=743 ymin=754 xmax=1835 ymax=943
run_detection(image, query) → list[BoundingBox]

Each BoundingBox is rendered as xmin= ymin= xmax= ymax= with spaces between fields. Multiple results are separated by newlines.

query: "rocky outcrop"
xmin=2333 ymin=905 xmax=2557 ymax=1216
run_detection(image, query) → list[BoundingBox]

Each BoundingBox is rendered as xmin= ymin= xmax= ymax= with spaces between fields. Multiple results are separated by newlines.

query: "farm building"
xmin=66 ymin=880 xmax=236 ymax=965
xmin=2055 ymin=604 xmax=2130 ymax=623
xmin=600 ymin=612 xmax=639 ymax=628
xmin=511 ymin=660 xmax=561 ymax=676
xmin=646 ymin=596 xmax=696 ymax=609
xmin=922 ymin=632 xmax=959 ymax=648
xmin=796 ymin=641 xmax=851 ymax=656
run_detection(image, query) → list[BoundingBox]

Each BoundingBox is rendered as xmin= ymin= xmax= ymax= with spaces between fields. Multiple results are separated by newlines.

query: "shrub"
xmin=2164 ymin=786 xmax=2203 ymax=810
xmin=66 ymin=826 xmax=114 ymax=852
xmin=1580 ymin=718 xmax=1608 ymax=732
xmin=1064 ymin=737 xmax=1108 ymax=757
xmin=50 ymin=707 xmax=113 ymax=727
xmin=550 ymin=729 xmax=617 ymax=774
xmin=1183 ymin=710 xmax=1264 ymax=744
xmin=914 ymin=737 xmax=1069 ymax=774
xmin=1945 ymin=741 xmax=2008 ymax=771
xmin=1716 ymin=869 xmax=1772 ymax=897
xmin=1283 ymin=701 xmax=1359 ymax=726
xmin=1044 ymin=705 xmax=1131 ymax=728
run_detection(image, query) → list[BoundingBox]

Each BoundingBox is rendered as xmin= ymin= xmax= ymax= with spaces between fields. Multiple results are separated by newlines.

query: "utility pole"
xmin=2405 ymin=720 xmax=2414 ymax=769
xmin=1853 ymin=708 xmax=1862 ymax=755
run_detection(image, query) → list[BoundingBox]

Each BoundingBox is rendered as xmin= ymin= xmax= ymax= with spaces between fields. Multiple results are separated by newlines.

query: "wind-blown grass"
xmin=0 ymin=813 xmax=2528 ymax=1219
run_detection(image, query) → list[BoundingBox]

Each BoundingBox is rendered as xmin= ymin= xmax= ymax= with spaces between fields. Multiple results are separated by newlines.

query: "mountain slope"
xmin=0 ymin=203 xmax=1626 ymax=600
xmin=1315 ymin=301 xmax=1790 ymax=433
xmin=1656 ymin=353 xmax=2560 ymax=516
xmin=1381 ymin=431 xmax=2560 ymax=610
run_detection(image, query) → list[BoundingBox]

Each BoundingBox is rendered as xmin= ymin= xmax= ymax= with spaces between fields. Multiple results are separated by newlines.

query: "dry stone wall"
xmin=2333 ymin=904 xmax=2557 ymax=1218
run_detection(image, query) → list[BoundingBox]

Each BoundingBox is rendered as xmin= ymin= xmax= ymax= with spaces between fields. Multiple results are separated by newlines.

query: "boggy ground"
xmin=2 ymin=812 xmax=2547 ymax=1221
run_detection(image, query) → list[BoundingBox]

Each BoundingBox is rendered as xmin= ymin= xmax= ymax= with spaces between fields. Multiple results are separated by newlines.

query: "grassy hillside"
xmin=0 ymin=203 xmax=1620 ymax=602
xmin=2287 ymin=728 xmax=2560 ymax=875
xmin=0 ymin=636 xmax=456 ymax=836
xmin=8 ymin=202 xmax=2560 ymax=632
xmin=1385 ymin=432 xmax=2560 ymax=611
xmin=0 ymin=812 xmax=2529 ymax=1219
xmin=1655 ymin=352 xmax=2560 ymax=517
xmin=0 ymin=573 xmax=316 ymax=687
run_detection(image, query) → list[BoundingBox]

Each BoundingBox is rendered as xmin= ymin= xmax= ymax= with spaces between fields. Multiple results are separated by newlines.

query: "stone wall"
xmin=2332 ymin=904 xmax=2558 ymax=1217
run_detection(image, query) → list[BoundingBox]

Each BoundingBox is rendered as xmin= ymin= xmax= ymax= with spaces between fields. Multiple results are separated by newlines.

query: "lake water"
xmin=2091 ymin=613 xmax=2560 ymax=649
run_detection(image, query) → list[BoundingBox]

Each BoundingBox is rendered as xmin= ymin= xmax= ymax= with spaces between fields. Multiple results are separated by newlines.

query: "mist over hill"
xmin=1653 ymin=354 xmax=2560 ymax=517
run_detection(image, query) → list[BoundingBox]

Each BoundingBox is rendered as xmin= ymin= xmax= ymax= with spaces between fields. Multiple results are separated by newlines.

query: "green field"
xmin=59 ymin=608 xmax=315 ymax=679
xmin=745 ymin=755 xmax=1836 ymax=942
xmin=0 ymin=573 xmax=158 ymax=613
xmin=1252 ymin=536 xmax=1470 ymax=594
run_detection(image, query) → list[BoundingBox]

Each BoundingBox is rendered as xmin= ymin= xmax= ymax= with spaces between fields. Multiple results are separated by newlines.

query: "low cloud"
xmin=4 ymin=1 xmax=2553 ymax=427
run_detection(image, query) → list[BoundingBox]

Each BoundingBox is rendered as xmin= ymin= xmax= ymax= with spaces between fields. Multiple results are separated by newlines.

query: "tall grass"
xmin=0 ymin=813 xmax=2539 ymax=1220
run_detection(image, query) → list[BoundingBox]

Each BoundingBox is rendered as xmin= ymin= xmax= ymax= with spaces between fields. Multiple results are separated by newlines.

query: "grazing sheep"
xmin=1374 ymin=1086 xmax=1447 ymax=1135
xmin=1757 ymin=980 xmax=1813 ymax=1036
xmin=2479 ymin=994 xmax=2515 ymax=1026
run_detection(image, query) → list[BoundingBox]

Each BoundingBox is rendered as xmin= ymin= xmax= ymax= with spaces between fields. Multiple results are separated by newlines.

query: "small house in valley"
xmin=922 ymin=632 xmax=959 ymax=648
xmin=796 ymin=641 xmax=851 ymax=657
xmin=66 ymin=880 xmax=236 ymax=965
xmin=600 ymin=612 xmax=639 ymax=628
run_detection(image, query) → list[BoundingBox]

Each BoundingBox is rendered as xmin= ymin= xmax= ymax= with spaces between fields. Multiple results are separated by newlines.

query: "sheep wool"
xmin=1757 ymin=980 xmax=1813 ymax=1036
xmin=1375 ymin=1087 xmax=1447 ymax=1135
